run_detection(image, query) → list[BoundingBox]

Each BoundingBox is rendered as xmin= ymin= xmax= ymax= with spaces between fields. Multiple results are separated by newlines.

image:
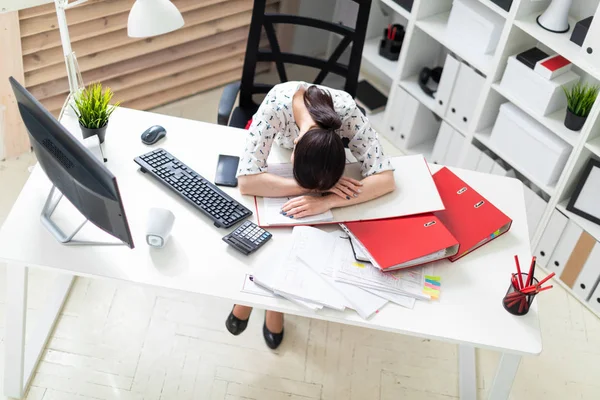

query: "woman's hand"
xmin=281 ymin=196 xmax=333 ymax=219
xmin=327 ymin=176 xmax=363 ymax=200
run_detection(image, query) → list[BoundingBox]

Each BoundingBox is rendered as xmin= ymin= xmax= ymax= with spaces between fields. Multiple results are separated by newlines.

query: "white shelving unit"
xmin=415 ymin=11 xmax=495 ymax=75
xmin=362 ymin=37 xmax=397 ymax=80
xmin=380 ymin=0 xmax=411 ymax=19
xmin=491 ymin=83 xmax=580 ymax=146
xmin=357 ymin=0 xmax=600 ymax=317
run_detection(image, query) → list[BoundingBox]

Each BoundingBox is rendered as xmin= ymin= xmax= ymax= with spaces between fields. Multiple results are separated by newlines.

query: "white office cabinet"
xmin=500 ymin=56 xmax=580 ymax=116
xmin=430 ymin=122 xmax=453 ymax=164
xmin=446 ymin=0 xmax=504 ymax=54
xmin=388 ymin=87 xmax=440 ymax=150
xmin=548 ymin=221 xmax=583 ymax=276
xmin=523 ymin=186 xmax=546 ymax=240
xmin=491 ymin=162 xmax=508 ymax=176
xmin=490 ymin=103 xmax=571 ymax=186
xmin=444 ymin=129 xmax=465 ymax=167
xmin=463 ymin=144 xmax=482 ymax=170
xmin=588 ymin=281 xmax=600 ymax=314
xmin=572 ymin=242 xmax=600 ymax=301
xmin=475 ymin=152 xmax=495 ymax=173
xmin=535 ymin=209 xmax=568 ymax=268
xmin=445 ymin=63 xmax=485 ymax=131
xmin=434 ymin=54 xmax=460 ymax=116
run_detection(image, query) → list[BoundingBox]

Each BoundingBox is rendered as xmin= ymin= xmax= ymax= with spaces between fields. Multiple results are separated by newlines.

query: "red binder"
xmin=433 ymin=167 xmax=512 ymax=262
xmin=341 ymin=213 xmax=459 ymax=271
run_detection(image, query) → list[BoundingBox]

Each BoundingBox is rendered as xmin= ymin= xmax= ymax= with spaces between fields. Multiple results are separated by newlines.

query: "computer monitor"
xmin=9 ymin=77 xmax=134 ymax=248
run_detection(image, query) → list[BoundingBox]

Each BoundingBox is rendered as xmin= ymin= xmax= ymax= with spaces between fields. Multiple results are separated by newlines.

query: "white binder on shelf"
xmin=588 ymin=280 xmax=600 ymax=314
xmin=463 ymin=144 xmax=483 ymax=170
xmin=443 ymin=129 xmax=465 ymax=167
xmin=581 ymin=7 xmax=600 ymax=70
xmin=523 ymin=186 xmax=546 ymax=240
xmin=434 ymin=54 xmax=461 ymax=116
xmin=549 ymin=221 xmax=584 ymax=276
xmin=535 ymin=209 xmax=568 ymax=268
xmin=385 ymin=86 xmax=410 ymax=144
xmin=475 ymin=151 xmax=495 ymax=173
xmin=430 ymin=122 xmax=453 ymax=165
xmin=572 ymin=242 xmax=600 ymax=301
xmin=445 ymin=63 xmax=485 ymax=132
xmin=388 ymin=87 xmax=440 ymax=151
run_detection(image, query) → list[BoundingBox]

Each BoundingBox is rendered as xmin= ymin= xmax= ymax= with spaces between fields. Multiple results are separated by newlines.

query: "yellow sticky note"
xmin=353 ymin=262 xmax=365 ymax=268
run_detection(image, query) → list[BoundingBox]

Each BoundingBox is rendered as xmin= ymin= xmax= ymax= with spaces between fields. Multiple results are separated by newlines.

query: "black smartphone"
xmin=215 ymin=154 xmax=240 ymax=187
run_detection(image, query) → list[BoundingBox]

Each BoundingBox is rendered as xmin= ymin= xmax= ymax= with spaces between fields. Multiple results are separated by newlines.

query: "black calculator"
xmin=222 ymin=221 xmax=272 ymax=255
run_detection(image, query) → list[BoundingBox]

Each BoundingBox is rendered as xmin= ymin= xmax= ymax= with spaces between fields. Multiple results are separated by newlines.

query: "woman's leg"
xmin=265 ymin=310 xmax=283 ymax=333
xmin=226 ymin=304 xmax=252 ymax=336
xmin=263 ymin=310 xmax=284 ymax=349
xmin=232 ymin=304 xmax=252 ymax=320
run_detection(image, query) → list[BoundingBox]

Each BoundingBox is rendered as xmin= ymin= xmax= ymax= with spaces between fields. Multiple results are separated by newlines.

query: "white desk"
xmin=0 ymin=107 xmax=541 ymax=399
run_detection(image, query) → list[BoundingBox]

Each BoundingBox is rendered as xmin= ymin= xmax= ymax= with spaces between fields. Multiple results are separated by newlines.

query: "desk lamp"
xmin=1 ymin=0 xmax=184 ymax=118
xmin=54 ymin=0 xmax=184 ymax=118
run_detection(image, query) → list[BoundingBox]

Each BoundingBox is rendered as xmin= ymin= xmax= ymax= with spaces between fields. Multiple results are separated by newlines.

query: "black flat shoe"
xmin=263 ymin=315 xmax=284 ymax=349
xmin=225 ymin=307 xmax=250 ymax=336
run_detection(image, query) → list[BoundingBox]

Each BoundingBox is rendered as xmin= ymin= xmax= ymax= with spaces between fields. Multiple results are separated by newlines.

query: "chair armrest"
xmin=218 ymin=81 xmax=241 ymax=126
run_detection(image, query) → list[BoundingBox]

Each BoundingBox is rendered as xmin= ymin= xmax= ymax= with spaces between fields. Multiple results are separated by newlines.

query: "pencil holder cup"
xmin=503 ymin=273 xmax=539 ymax=316
xmin=379 ymin=25 xmax=405 ymax=61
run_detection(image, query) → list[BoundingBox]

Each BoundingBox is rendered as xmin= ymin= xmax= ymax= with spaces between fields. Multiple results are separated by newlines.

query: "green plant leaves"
xmin=563 ymin=82 xmax=599 ymax=118
xmin=71 ymin=82 xmax=121 ymax=129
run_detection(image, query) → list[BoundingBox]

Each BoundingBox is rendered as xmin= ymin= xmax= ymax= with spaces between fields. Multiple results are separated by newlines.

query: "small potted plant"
xmin=563 ymin=82 xmax=599 ymax=131
xmin=72 ymin=82 xmax=120 ymax=143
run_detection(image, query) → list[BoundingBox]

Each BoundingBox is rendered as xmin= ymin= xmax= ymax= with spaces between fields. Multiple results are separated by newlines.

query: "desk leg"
xmin=3 ymin=265 xmax=74 ymax=399
xmin=4 ymin=265 xmax=27 ymax=399
xmin=488 ymin=353 xmax=521 ymax=400
xmin=459 ymin=345 xmax=477 ymax=400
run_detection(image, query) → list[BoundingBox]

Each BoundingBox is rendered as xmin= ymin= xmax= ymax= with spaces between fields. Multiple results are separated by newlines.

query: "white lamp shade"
xmin=127 ymin=0 xmax=184 ymax=38
xmin=537 ymin=0 xmax=572 ymax=33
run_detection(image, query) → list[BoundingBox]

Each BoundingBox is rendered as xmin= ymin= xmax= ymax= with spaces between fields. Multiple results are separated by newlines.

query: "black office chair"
xmin=217 ymin=0 xmax=372 ymax=128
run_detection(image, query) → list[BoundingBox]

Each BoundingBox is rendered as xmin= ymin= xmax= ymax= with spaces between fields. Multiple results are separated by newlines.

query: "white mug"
xmin=146 ymin=208 xmax=175 ymax=248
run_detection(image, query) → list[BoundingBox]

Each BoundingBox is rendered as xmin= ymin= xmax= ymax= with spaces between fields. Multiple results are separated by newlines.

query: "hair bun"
xmin=304 ymin=86 xmax=342 ymax=131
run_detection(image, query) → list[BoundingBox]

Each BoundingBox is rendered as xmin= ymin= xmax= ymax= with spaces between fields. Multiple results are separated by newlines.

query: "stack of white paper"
xmin=251 ymin=226 xmax=429 ymax=320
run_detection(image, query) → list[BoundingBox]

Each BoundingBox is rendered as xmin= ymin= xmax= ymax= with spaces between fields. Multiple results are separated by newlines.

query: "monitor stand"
xmin=40 ymin=186 xmax=128 ymax=246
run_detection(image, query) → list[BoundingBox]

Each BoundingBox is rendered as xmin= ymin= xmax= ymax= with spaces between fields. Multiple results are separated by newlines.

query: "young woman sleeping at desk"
xmin=227 ymin=81 xmax=395 ymax=349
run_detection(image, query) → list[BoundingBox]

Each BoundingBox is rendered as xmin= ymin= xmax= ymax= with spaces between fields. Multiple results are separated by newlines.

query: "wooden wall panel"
xmin=0 ymin=12 xmax=30 ymax=159
xmin=18 ymin=0 xmax=279 ymax=118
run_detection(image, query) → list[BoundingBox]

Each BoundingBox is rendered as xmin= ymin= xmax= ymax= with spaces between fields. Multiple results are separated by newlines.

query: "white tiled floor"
xmin=1 ymin=85 xmax=600 ymax=400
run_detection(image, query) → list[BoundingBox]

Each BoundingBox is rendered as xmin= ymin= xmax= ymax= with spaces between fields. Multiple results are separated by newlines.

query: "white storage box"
xmin=490 ymin=102 xmax=571 ymax=186
xmin=500 ymin=55 xmax=580 ymax=116
xmin=387 ymin=86 xmax=440 ymax=151
xmin=446 ymin=0 xmax=504 ymax=54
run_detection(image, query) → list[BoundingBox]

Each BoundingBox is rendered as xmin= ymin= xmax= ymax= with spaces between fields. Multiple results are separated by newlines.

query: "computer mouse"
xmin=141 ymin=125 xmax=166 ymax=145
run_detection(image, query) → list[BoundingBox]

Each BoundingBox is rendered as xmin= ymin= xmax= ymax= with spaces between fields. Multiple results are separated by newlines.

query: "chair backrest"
xmin=239 ymin=0 xmax=372 ymax=109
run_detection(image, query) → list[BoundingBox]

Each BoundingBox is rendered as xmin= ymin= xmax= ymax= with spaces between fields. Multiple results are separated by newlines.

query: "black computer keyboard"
xmin=134 ymin=149 xmax=252 ymax=228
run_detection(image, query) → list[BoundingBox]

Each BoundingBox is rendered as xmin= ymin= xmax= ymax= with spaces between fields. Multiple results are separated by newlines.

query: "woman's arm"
xmin=238 ymin=173 xmax=311 ymax=197
xmin=281 ymin=170 xmax=395 ymax=218
xmin=327 ymin=170 xmax=395 ymax=208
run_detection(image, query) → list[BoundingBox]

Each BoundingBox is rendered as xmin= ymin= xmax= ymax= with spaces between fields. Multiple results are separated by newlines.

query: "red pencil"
xmin=514 ymin=255 xmax=524 ymax=289
xmin=536 ymin=285 xmax=553 ymax=293
xmin=525 ymin=256 xmax=536 ymax=287
xmin=537 ymin=272 xmax=556 ymax=287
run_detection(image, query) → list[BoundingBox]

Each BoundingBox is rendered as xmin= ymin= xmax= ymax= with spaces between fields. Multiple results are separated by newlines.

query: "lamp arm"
xmin=54 ymin=0 xmax=87 ymax=118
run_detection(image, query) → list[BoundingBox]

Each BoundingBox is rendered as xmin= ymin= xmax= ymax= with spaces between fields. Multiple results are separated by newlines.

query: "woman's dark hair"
xmin=293 ymin=86 xmax=345 ymax=191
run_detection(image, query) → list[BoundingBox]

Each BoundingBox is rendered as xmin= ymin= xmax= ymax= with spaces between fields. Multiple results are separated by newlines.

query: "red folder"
xmin=341 ymin=213 xmax=459 ymax=271
xmin=433 ymin=167 xmax=512 ymax=262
